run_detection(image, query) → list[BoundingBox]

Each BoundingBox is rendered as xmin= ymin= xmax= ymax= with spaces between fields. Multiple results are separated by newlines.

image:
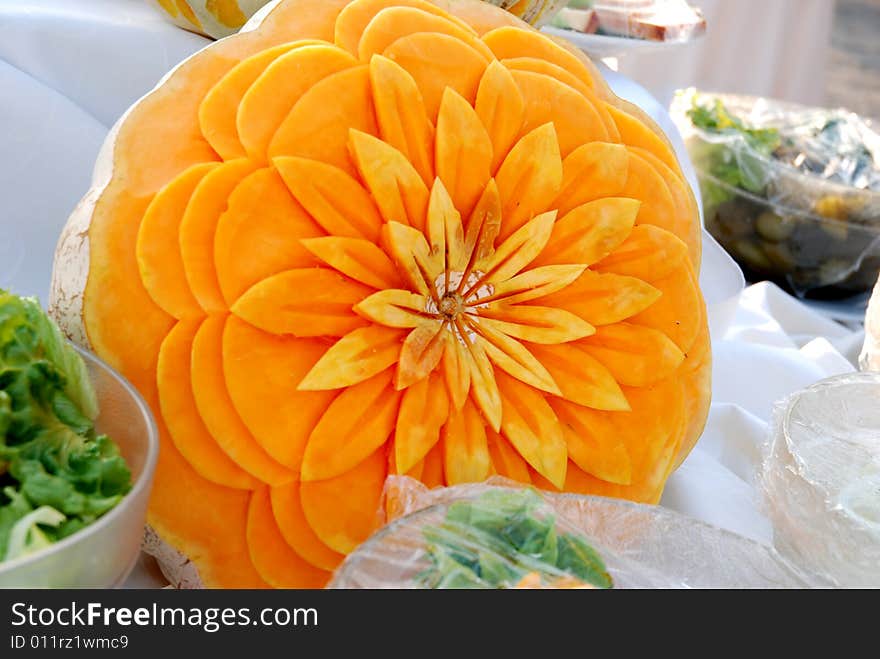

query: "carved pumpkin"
xmin=51 ymin=0 xmax=710 ymax=588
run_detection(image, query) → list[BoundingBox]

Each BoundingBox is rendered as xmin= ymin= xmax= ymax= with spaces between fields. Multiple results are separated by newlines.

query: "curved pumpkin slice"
xmin=300 ymin=236 xmax=401 ymax=290
xmin=443 ymin=399 xmax=490 ymax=485
xmin=302 ymin=369 xmax=402 ymax=481
xmin=237 ymin=44 xmax=357 ymax=161
xmin=191 ymin=315 xmax=293 ymax=485
xmin=495 ymin=124 xmax=563 ymax=241
xmin=300 ymin=447 xmax=386 ymax=554
xmin=420 ymin=441 xmax=446 ymax=489
xmin=486 ymin=427 xmax=531 ymax=484
xmin=555 ymin=142 xmax=629 ymax=217
xmin=199 ymin=42 xmax=315 ymax=161
xmin=334 ymin=0 xmax=476 ymax=54
xmin=605 ymin=103 xmax=678 ymax=172
xmin=435 ymin=87 xmax=493 ymax=218
xmin=538 ymin=269 xmax=661 ymax=326
xmin=298 ymin=324 xmax=405 ymax=391
xmin=472 ymin=321 xmax=560 ymax=393
xmin=549 ymin=399 xmax=632 ymax=485
xmin=593 ymin=224 xmax=689 ymax=282
xmin=509 ymin=69 xmax=609 ymax=157
xmin=370 ymin=55 xmax=434 ymax=186
xmin=622 ymin=150 xmax=677 ymax=234
xmin=357 ymin=6 xmax=494 ymax=63
xmin=246 ymin=488 xmax=328 ymax=588
xmin=497 ymin=372 xmax=567 ymax=489
xmin=157 ymin=319 xmax=256 ymax=490
xmin=274 ymin=157 xmax=382 ymax=242
xmin=477 ymin=304 xmax=594 ymax=346
xmin=384 ymin=32 xmax=489 ymax=121
xmin=579 ymin=322 xmax=685 ymax=388
xmin=481 ymin=26 xmax=595 ymax=90
xmin=270 ymin=482 xmax=344 ymax=572
xmin=180 ymin=159 xmax=258 ymax=314
xmin=268 ymin=66 xmax=377 ymax=177
xmin=630 ymin=264 xmax=703 ymax=354
xmin=533 ymin=198 xmax=639 ymax=268
xmin=349 ymin=130 xmax=430 ymax=231
xmin=475 ymin=60 xmax=525 ymax=174
xmin=676 ymin=324 xmax=712 ymax=467
xmin=397 ymin=320 xmax=447 ymax=390
xmin=223 ymin=316 xmax=334 ymax=470
xmin=395 ymin=373 xmax=449 ymax=474
xmin=215 ymin=168 xmax=322 ymax=306
xmin=631 ymin=146 xmax=701 ymax=268
xmin=137 ymin=162 xmax=217 ymax=319
xmin=232 ymin=268 xmax=371 ymax=337
xmin=527 ymin=343 xmax=629 ymax=411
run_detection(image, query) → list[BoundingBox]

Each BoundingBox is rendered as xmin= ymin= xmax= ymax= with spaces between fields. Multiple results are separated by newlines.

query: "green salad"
xmin=0 ymin=291 xmax=132 ymax=564
xmin=416 ymin=489 xmax=613 ymax=589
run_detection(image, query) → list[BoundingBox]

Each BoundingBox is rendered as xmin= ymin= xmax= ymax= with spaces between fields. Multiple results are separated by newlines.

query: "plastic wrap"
xmin=862 ymin=277 xmax=880 ymax=371
xmin=671 ymin=89 xmax=880 ymax=298
xmin=551 ymin=1 xmax=705 ymax=41
xmin=760 ymin=372 xmax=880 ymax=588
xmin=329 ymin=477 xmax=817 ymax=589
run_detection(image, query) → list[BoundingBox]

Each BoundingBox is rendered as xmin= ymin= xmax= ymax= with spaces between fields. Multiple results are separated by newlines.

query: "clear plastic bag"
xmin=329 ymin=477 xmax=818 ymax=589
xmin=671 ymin=89 xmax=880 ymax=298
xmin=862 ymin=277 xmax=880 ymax=371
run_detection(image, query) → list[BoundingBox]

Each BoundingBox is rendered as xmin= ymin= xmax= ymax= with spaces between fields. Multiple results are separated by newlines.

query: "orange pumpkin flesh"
xmin=51 ymin=0 xmax=711 ymax=588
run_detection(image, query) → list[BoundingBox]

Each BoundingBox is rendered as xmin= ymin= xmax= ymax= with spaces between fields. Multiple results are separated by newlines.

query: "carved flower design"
xmin=74 ymin=0 xmax=710 ymax=587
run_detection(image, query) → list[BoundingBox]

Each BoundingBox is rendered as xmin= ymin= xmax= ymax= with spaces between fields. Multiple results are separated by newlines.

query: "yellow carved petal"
xmin=443 ymin=400 xmax=490 ymax=485
xmin=606 ymin=102 xmax=678 ymax=172
xmin=479 ymin=210 xmax=556 ymax=285
xmin=427 ymin=178 xmax=467 ymax=273
xmin=302 ymin=369 xmax=401 ymax=481
xmin=381 ymin=221 xmax=439 ymax=297
xmin=181 ymin=159 xmax=258 ymax=314
xmin=349 ymin=130 xmax=430 ymax=232
xmin=502 ymin=57 xmax=593 ymax=97
xmin=481 ymin=26 xmax=596 ymax=90
xmin=274 ymin=156 xmax=383 ymax=242
xmin=357 ymin=6 xmax=493 ymax=63
xmin=370 ymin=55 xmax=434 ymax=186
xmin=555 ymin=142 xmax=630 ymax=217
xmin=237 ymin=45 xmax=357 ymax=161
xmin=232 ymin=269 xmax=371 ymax=338
xmin=382 ymin=32 xmax=488 ymax=121
xmin=623 ymin=151 xmax=677 ymax=233
xmin=475 ymin=60 xmax=526 ymax=174
xmin=300 ymin=236 xmax=402 ymax=290
xmin=199 ymin=42 xmax=308 ymax=161
xmin=486 ymin=428 xmax=531 ymax=484
xmin=497 ymin=373 xmax=567 ymax=489
xmin=137 ymin=163 xmax=217 ymax=320
xmin=458 ymin=324 xmax=502 ymax=432
xmin=477 ymin=304 xmax=595 ymax=345
xmin=435 ymin=87 xmax=492 ymax=218
xmin=533 ymin=198 xmax=639 ymax=268
xmin=630 ymin=264 xmax=703 ymax=354
xmin=471 ymin=320 xmax=560 ymax=395
xmin=396 ymin=321 xmax=447 ymax=390
xmin=395 ymin=373 xmax=449 ymax=474
xmin=268 ymin=66 xmax=377 ymax=178
xmin=580 ymin=322 xmax=685 ymax=388
xmin=354 ymin=289 xmax=428 ymax=328
xmin=527 ymin=343 xmax=630 ymax=411
xmin=297 ymin=325 xmax=404 ymax=391
xmin=510 ymin=69 xmax=609 ymax=157
xmin=482 ymin=265 xmax=585 ymax=306
xmin=442 ymin=332 xmax=471 ymax=411
xmin=538 ymin=269 xmax=661 ymax=326
xmin=593 ymin=224 xmax=689 ymax=281
xmin=334 ymin=0 xmax=477 ymax=55
xmin=495 ymin=124 xmax=563 ymax=240
xmin=463 ymin=179 xmax=502 ymax=271
xmin=550 ymin=399 xmax=632 ymax=485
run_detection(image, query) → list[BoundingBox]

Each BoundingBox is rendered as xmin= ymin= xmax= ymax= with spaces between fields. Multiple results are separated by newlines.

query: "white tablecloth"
xmin=0 ymin=0 xmax=868 ymax=587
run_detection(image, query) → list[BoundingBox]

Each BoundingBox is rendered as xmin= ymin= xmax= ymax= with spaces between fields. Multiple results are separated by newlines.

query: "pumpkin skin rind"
xmin=51 ymin=0 xmax=711 ymax=589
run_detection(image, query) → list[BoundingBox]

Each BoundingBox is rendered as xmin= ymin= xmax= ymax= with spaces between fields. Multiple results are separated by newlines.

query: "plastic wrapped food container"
xmin=0 ymin=345 xmax=158 ymax=588
xmin=862 ymin=277 xmax=880 ymax=371
xmin=329 ymin=477 xmax=816 ymax=589
xmin=671 ymin=90 xmax=880 ymax=299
